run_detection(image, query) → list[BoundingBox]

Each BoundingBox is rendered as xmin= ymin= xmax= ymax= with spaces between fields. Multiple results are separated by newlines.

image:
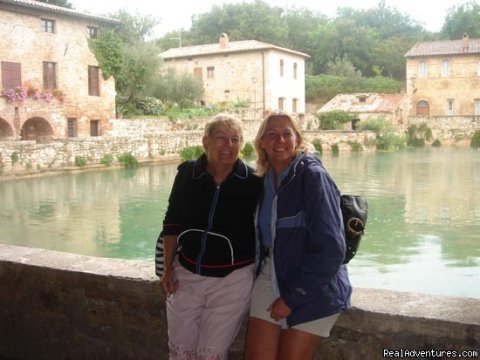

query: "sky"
xmin=69 ymin=0 xmax=466 ymax=38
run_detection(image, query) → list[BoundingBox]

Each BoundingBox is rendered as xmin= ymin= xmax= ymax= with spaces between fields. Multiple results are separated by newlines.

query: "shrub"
xmin=471 ymin=130 xmax=480 ymax=149
xmin=317 ymin=111 xmax=353 ymax=130
xmin=100 ymin=154 xmax=114 ymax=166
xmin=312 ymin=139 xmax=323 ymax=155
xmin=407 ymin=123 xmax=432 ymax=147
xmin=180 ymin=146 xmax=204 ymax=161
xmin=357 ymin=118 xmax=389 ymax=134
xmin=242 ymin=142 xmax=255 ymax=157
xmin=117 ymin=152 xmax=139 ymax=168
xmin=432 ymin=139 xmax=442 ymax=147
xmin=10 ymin=152 xmax=19 ymax=165
xmin=331 ymin=143 xmax=339 ymax=156
xmin=350 ymin=141 xmax=363 ymax=152
xmin=74 ymin=156 xmax=87 ymax=167
xmin=376 ymin=132 xmax=407 ymax=151
xmin=139 ymin=97 xmax=165 ymax=115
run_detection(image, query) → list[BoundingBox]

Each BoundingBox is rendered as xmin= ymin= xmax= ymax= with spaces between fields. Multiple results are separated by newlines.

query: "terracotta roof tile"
xmin=318 ymin=93 xmax=404 ymax=114
xmin=0 ymin=0 xmax=118 ymax=24
xmin=405 ymin=38 xmax=480 ymax=57
xmin=161 ymin=40 xmax=310 ymax=59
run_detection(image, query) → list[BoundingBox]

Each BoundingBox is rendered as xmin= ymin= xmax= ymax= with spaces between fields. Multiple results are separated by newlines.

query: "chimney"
xmin=462 ymin=33 xmax=469 ymax=52
xmin=219 ymin=33 xmax=229 ymax=49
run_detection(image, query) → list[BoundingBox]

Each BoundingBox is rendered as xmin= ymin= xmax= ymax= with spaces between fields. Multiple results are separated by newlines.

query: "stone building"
xmin=160 ymin=33 xmax=310 ymax=117
xmin=318 ymin=93 xmax=407 ymax=129
xmin=0 ymin=0 xmax=118 ymax=142
xmin=405 ymin=34 xmax=480 ymax=117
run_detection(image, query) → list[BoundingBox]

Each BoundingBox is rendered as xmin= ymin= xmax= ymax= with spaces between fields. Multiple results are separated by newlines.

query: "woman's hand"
xmin=161 ymin=268 xmax=178 ymax=297
xmin=268 ymin=297 xmax=292 ymax=321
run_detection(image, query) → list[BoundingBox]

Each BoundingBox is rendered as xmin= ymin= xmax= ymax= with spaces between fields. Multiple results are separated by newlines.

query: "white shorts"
xmin=166 ymin=258 xmax=254 ymax=359
xmin=249 ymin=257 xmax=339 ymax=338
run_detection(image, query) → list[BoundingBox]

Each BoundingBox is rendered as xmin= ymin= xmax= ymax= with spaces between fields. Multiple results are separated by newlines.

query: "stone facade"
xmin=405 ymin=34 xmax=480 ymax=117
xmin=0 ymin=0 xmax=117 ymax=141
xmin=318 ymin=93 xmax=408 ymax=128
xmin=161 ymin=34 xmax=309 ymax=116
xmin=0 ymin=244 xmax=479 ymax=359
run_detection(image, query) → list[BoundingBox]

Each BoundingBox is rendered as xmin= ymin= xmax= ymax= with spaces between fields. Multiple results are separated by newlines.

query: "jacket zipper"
xmin=196 ymin=184 xmax=221 ymax=274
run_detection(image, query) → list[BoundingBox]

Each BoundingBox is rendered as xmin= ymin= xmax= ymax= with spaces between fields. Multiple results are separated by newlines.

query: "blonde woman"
xmin=157 ymin=114 xmax=262 ymax=359
xmin=245 ymin=111 xmax=351 ymax=360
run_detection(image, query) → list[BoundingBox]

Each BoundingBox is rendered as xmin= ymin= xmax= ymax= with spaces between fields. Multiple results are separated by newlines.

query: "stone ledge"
xmin=0 ymin=244 xmax=479 ymax=359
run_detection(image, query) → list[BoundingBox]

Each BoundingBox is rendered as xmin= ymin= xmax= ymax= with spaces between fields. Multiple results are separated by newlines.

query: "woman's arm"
xmin=161 ymin=234 xmax=179 ymax=295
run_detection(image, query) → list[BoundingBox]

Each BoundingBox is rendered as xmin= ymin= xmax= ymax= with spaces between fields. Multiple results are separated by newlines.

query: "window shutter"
xmin=1 ymin=62 xmax=21 ymax=89
xmin=43 ymin=62 xmax=56 ymax=89
xmin=88 ymin=66 xmax=100 ymax=96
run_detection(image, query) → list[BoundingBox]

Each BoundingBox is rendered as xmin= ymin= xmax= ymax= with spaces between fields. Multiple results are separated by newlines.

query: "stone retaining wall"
xmin=1 ymin=115 xmax=479 ymax=179
xmin=0 ymin=245 xmax=479 ymax=360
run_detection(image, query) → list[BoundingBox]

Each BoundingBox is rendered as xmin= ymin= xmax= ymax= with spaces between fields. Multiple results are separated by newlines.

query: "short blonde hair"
xmin=204 ymin=113 xmax=244 ymax=145
xmin=254 ymin=111 xmax=313 ymax=176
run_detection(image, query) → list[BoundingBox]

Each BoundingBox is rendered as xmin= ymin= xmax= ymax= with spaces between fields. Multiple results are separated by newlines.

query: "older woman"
xmin=157 ymin=114 xmax=262 ymax=359
xmin=245 ymin=111 xmax=351 ymax=360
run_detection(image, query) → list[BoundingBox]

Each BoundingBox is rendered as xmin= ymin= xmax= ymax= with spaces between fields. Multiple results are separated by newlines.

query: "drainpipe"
xmin=262 ymin=50 xmax=266 ymax=117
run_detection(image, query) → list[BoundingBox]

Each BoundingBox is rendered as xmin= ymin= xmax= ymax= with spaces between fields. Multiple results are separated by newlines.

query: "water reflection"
xmin=1 ymin=148 xmax=479 ymax=299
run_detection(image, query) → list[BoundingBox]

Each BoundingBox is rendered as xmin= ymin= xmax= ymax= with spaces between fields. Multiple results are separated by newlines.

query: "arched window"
xmin=416 ymin=100 xmax=430 ymax=116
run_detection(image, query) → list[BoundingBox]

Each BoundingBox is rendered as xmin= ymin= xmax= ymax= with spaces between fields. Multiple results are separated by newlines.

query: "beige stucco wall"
xmin=163 ymin=48 xmax=307 ymax=116
xmin=406 ymin=54 xmax=480 ymax=116
xmin=263 ymin=49 xmax=306 ymax=114
xmin=0 ymin=5 xmax=116 ymax=139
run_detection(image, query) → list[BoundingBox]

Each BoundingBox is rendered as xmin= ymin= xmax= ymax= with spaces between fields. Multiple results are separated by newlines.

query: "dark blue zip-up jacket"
xmin=256 ymin=153 xmax=351 ymax=326
xmin=162 ymin=154 xmax=262 ymax=277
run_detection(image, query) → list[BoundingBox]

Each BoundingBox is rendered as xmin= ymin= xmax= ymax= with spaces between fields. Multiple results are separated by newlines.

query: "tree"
xmin=325 ymin=57 xmax=362 ymax=78
xmin=88 ymin=30 xmax=123 ymax=80
xmin=34 ymin=0 xmax=73 ymax=8
xmin=111 ymin=10 xmax=159 ymax=44
xmin=441 ymin=1 xmax=480 ymax=39
xmin=189 ymin=1 xmax=286 ymax=45
xmin=153 ymin=68 xmax=203 ymax=109
xmin=115 ymin=41 xmax=163 ymax=113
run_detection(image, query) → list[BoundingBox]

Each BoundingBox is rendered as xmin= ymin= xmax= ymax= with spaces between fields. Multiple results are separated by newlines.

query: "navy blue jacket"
xmin=163 ymin=154 xmax=262 ymax=277
xmin=256 ymin=153 xmax=351 ymax=326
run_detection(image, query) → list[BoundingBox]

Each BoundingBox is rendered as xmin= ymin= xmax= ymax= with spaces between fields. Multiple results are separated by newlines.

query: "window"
xmin=1 ymin=61 xmax=21 ymax=89
xmin=292 ymin=98 xmax=298 ymax=113
xmin=280 ymin=59 xmax=284 ymax=77
xmin=194 ymin=67 xmax=203 ymax=79
xmin=475 ymin=99 xmax=480 ymax=116
xmin=41 ymin=18 xmax=55 ymax=33
xmin=43 ymin=62 xmax=57 ymax=89
xmin=88 ymin=66 xmax=99 ymax=96
xmin=418 ymin=61 xmax=427 ymax=78
xmin=87 ymin=26 xmax=98 ymax=39
xmin=207 ymin=66 xmax=215 ymax=79
xmin=441 ymin=60 xmax=450 ymax=77
xmin=67 ymin=118 xmax=77 ymax=137
xmin=447 ymin=99 xmax=454 ymax=116
xmin=293 ymin=63 xmax=297 ymax=79
xmin=278 ymin=97 xmax=285 ymax=111
xmin=90 ymin=120 xmax=100 ymax=136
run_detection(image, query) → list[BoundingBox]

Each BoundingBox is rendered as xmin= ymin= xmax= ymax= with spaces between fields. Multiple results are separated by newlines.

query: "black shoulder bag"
xmin=340 ymin=194 xmax=368 ymax=264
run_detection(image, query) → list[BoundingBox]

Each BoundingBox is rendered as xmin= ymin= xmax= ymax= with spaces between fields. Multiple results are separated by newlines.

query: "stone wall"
xmin=1 ymin=115 xmax=478 ymax=179
xmin=0 ymin=5 xmax=116 ymax=140
xmin=0 ymin=244 xmax=479 ymax=360
xmin=409 ymin=116 xmax=480 ymax=143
